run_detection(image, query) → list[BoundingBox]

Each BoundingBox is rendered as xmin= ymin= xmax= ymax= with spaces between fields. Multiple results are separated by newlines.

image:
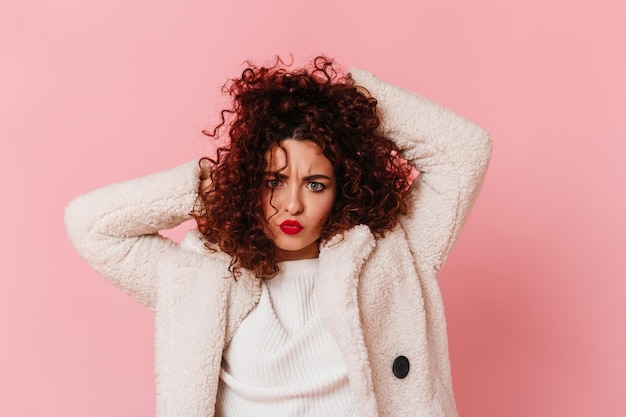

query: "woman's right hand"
xmin=199 ymin=158 xmax=212 ymax=199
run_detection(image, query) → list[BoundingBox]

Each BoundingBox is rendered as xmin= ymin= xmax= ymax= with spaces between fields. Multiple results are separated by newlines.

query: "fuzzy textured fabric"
xmin=64 ymin=69 xmax=492 ymax=417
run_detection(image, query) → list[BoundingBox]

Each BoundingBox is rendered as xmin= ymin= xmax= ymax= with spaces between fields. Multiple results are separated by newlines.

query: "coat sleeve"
xmin=64 ymin=161 xmax=201 ymax=310
xmin=350 ymin=69 xmax=492 ymax=275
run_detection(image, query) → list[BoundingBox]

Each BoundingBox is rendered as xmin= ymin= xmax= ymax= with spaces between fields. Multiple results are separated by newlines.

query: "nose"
xmin=284 ymin=185 xmax=303 ymax=215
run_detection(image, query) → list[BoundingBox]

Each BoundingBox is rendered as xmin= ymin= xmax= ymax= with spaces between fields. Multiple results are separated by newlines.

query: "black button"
xmin=392 ymin=355 xmax=410 ymax=379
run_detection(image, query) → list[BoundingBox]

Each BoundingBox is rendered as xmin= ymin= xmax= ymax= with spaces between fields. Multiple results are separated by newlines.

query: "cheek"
xmin=315 ymin=195 xmax=336 ymax=223
xmin=260 ymin=190 xmax=275 ymax=220
xmin=261 ymin=196 xmax=270 ymax=220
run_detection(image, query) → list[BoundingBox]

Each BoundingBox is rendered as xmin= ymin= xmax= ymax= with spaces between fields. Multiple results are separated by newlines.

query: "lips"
xmin=279 ymin=220 xmax=303 ymax=235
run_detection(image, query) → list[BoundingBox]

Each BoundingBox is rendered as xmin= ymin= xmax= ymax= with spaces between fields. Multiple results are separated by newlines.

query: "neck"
xmin=275 ymin=240 xmax=320 ymax=261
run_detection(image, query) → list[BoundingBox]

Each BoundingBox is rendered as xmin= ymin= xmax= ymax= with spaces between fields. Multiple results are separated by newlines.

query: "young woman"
xmin=65 ymin=57 xmax=491 ymax=417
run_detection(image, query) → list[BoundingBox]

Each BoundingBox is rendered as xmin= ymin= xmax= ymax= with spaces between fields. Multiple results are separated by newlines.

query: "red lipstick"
xmin=279 ymin=220 xmax=303 ymax=235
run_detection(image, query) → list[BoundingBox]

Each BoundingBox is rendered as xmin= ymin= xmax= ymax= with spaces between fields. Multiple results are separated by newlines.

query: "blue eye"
xmin=267 ymin=179 xmax=281 ymax=188
xmin=307 ymin=182 xmax=325 ymax=192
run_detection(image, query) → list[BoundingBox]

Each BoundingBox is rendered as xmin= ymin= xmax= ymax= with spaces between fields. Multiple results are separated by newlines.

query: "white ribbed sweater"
xmin=215 ymin=259 xmax=356 ymax=417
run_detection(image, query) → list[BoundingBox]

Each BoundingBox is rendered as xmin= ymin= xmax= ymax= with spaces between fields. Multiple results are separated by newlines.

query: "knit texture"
xmin=216 ymin=259 xmax=355 ymax=417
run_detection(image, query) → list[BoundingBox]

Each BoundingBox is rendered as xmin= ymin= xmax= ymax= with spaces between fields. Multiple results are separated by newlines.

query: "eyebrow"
xmin=264 ymin=172 xmax=333 ymax=181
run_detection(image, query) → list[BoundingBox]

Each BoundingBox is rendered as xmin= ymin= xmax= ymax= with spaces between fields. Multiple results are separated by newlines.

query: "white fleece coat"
xmin=65 ymin=70 xmax=492 ymax=417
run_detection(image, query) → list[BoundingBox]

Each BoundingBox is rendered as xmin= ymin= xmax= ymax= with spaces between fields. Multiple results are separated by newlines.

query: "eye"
xmin=307 ymin=182 xmax=325 ymax=192
xmin=267 ymin=179 xmax=282 ymax=188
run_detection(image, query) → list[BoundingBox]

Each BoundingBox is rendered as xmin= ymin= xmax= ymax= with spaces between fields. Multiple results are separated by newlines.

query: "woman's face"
xmin=262 ymin=139 xmax=337 ymax=261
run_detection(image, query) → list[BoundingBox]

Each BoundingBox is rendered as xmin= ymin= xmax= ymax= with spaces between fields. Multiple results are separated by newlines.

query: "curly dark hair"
xmin=193 ymin=56 xmax=414 ymax=279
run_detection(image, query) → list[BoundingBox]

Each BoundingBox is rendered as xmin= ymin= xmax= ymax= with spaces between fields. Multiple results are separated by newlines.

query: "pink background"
xmin=2 ymin=0 xmax=624 ymax=416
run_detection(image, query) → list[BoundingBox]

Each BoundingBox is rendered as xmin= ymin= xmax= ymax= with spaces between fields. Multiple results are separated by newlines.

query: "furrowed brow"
xmin=264 ymin=172 xmax=288 ymax=179
xmin=303 ymin=174 xmax=332 ymax=181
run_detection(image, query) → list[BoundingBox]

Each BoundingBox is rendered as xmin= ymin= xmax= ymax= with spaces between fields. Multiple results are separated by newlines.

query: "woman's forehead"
xmin=264 ymin=139 xmax=331 ymax=172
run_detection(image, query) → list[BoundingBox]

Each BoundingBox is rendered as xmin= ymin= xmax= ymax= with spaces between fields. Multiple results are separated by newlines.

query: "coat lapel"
xmin=155 ymin=232 xmax=261 ymax=417
xmin=315 ymin=225 xmax=380 ymax=417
